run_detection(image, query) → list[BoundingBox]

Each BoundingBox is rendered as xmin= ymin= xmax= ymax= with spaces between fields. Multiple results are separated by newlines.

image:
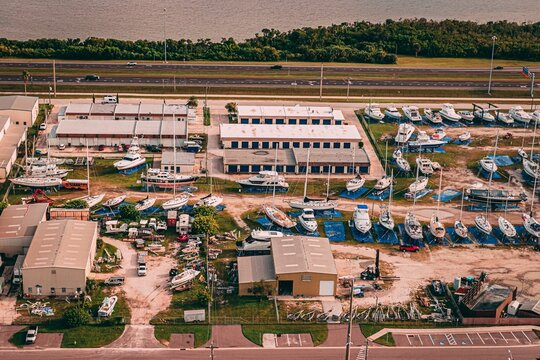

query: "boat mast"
xmin=384 ymin=141 xmax=388 ymax=175
xmin=388 ymin=169 xmax=393 ymax=210
xmin=530 ymin=119 xmax=538 ymax=159
xmin=486 ymin=131 xmax=499 ymax=219
xmin=325 ymin=163 xmax=331 ymax=200
xmin=172 ymin=112 xmax=176 ymax=198
xmin=531 ymin=160 xmax=538 ymax=215
xmin=351 ymin=145 xmax=356 ymax=175
xmin=86 ymin=139 xmax=90 ymax=197
xmin=436 ymin=167 xmax=443 ymax=217
xmin=459 ymin=189 xmax=465 ymax=221
xmin=272 ymin=146 xmax=278 ymax=206
xmin=302 ymin=145 xmax=311 ymax=199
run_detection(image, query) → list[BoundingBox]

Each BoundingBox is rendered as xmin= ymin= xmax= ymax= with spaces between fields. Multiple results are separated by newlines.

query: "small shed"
xmin=184 ymin=309 xmax=205 ymax=323
xmin=176 ymin=214 xmax=191 ymax=234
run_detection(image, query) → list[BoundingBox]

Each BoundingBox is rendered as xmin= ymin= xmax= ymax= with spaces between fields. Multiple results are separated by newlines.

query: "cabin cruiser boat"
xmin=509 ymin=106 xmax=532 ymax=125
xmin=378 ymin=204 xmax=394 ymax=231
xmin=439 ymin=103 xmax=461 ymax=122
xmin=170 ymin=269 xmax=200 ymax=288
xmin=429 ymin=213 xmax=445 ymax=239
xmin=384 ymin=106 xmax=402 ymax=121
xmin=416 ymin=157 xmax=434 ymax=175
xmin=474 ymin=215 xmax=492 ymax=235
xmin=135 ymin=197 xmax=156 ymax=212
xmin=141 ymin=169 xmax=198 ymax=187
xmin=353 ymin=204 xmax=372 ymax=234
xmin=530 ymin=110 xmax=540 ymax=124
xmin=479 ymin=157 xmax=498 ymax=174
xmin=298 ymin=208 xmax=318 ymax=233
xmin=196 ymin=193 xmax=223 ymax=208
xmin=465 ymin=188 xmax=527 ymax=204
xmin=394 ymin=123 xmax=415 ymax=144
xmin=396 ymin=157 xmax=411 ymax=172
xmin=10 ymin=177 xmax=62 ymax=188
xmin=522 ymin=213 xmax=540 ymax=238
xmin=497 ymin=217 xmax=517 ymax=238
xmin=473 ymin=109 xmax=495 ymax=122
xmin=346 ymin=174 xmax=365 ymax=192
xmin=114 ymin=137 xmax=146 ymax=171
xmin=404 ymin=212 xmax=423 ymax=240
xmin=262 ymin=204 xmax=296 ymax=228
xmin=103 ymin=195 xmax=127 ymax=207
xmin=98 ymin=296 xmax=118 ymax=317
xmin=162 ymin=192 xmax=192 ymax=210
xmin=408 ymin=131 xmax=446 ymax=150
xmin=237 ymin=239 xmax=272 ymax=253
xmin=364 ymin=103 xmax=384 ymax=121
xmin=409 ymin=176 xmax=428 ymax=193
xmin=424 ymin=108 xmax=443 ymax=124
xmin=288 ymin=196 xmax=338 ymax=211
xmin=250 ymin=229 xmax=284 ymax=241
xmin=236 ymin=171 xmax=289 ymax=192
xmin=458 ymin=132 xmax=471 ymax=142
xmin=522 ymin=158 xmax=540 ymax=179
xmin=457 ymin=110 xmax=475 ymax=122
xmin=402 ymin=105 xmax=422 ymax=122
xmin=374 ymin=175 xmax=392 ymax=192
xmin=496 ymin=111 xmax=514 ymax=125
xmin=431 ymin=128 xmax=446 ymax=140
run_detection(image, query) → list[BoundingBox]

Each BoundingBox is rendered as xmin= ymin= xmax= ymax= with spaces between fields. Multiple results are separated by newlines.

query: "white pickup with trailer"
xmin=137 ymin=251 xmax=147 ymax=276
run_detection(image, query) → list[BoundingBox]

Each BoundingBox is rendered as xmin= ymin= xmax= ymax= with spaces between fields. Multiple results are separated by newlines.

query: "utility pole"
xmin=48 ymin=83 xmax=52 ymax=104
xmin=163 ymin=8 xmax=167 ymax=63
xmin=530 ymin=72 xmax=536 ymax=111
xmin=173 ymin=75 xmax=176 ymax=92
xmin=52 ymin=60 xmax=57 ymax=97
xmin=344 ymin=280 xmax=354 ymax=360
xmin=346 ymin=78 xmax=351 ymax=102
xmin=319 ymin=63 xmax=324 ymax=101
xmin=487 ymin=35 xmax=497 ymax=95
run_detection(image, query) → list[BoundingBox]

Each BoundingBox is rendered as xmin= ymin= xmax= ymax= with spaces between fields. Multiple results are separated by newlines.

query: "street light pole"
xmin=487 ymin=35 xmax=497 ymax=95
xmin=163 ymin=8 xmax=167 ymax=63
xmin=319 ymin=63 xmax=324 ymax=101
xmin=346 ymin=78 xmax=351 ymax=102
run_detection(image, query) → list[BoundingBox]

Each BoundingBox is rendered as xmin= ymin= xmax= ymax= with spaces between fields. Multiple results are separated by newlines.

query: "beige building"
xmin=0 ymin=203 xmax=48 ymax=256
xmin=160 ymin=150 xmax=195 ymax=174
xmin=22 ymin=220 xmax=98 ymax=297
xmin=0 ymin=115 xmax=28 ymax=180
xmin=238 ymin=236 xmax=338 ymax=297
xmin=0 ymin=96 xmax=39 ymax=127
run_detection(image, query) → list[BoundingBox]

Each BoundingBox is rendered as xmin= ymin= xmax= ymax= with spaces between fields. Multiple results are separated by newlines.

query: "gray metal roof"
xmin=469 ymin=284 xmax=514 ymax=311
xmin=223 ymin=149 xmax=295 ymax=166
xmin=0 ymin=96 xmax=38 ymax=111
xmin=0 ymin=203 xmax=49 ymax=239
xmin=293 ymin=147 xmax=370 ymax=165
xmin=161 ymin=150 xmax=195 ymax=165
xmin=237 ymin=255 xmax=276 ymax=284
xmin=271 ymin=236 xmax=337 ymax=275
xmin=220 ymin=124 xmax=361 ymax=141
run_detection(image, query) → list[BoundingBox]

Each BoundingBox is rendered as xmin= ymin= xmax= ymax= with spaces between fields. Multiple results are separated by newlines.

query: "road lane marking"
xmin=488 ymin=332 xmax=496 ymax=343
xmin=510 ymin=332 xmax=519 ymax=343
xmin=406 ymin=334 xmax=412 ymax=346
xmin=499 ymin=332 xmax=508 ymax=344
xmin=466 ymin=333 xmax=473 ymax=345
xmin=521 ymin=331 xmax=531 ymax=343
xmin=429 ymin=334 xmax=435 ymax=345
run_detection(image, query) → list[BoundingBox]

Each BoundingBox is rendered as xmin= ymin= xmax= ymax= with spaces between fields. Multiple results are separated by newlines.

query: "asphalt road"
xmin=0 ymin=345 xmax=538 ymax=360
xmin=0 ymin=74 xmax=534 ymax=90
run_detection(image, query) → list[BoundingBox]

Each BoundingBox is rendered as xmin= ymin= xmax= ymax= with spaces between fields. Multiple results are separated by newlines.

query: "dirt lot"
xmin=332 ymin=243 xmax=540 ymax=307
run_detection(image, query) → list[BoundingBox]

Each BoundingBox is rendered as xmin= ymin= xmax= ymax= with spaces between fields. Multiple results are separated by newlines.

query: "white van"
xmin=102 ymin=95 xmax=118 ymax=104
xmin=104 ymin=276 xmax=125 ymax=286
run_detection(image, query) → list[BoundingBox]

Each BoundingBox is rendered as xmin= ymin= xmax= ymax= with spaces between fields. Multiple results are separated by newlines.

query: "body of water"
xmin=1 ymin=0 xmax=539 ymax=41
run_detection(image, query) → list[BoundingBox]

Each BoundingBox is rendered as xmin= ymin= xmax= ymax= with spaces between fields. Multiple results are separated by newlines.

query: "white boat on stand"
xmin=135 ymin=197 xmax=156 ymax=212
xmin=480 ymin=157 xmax=498 ymax=174
xmin=346 ymin=146 xmax=365 ymax=192
xmin=424 ymin=108 xmax=443 ymax=124
xmin=509 ymin=106 xmax=532 ymax=125
xmin=458 ymin=132 xmax=471 ymax=142
xmin=475 ymin=215 xmax=492 ymax=235
xmin=78 ymin=141 xmax=105 ymax=208
xmin=454 ymin=191 xmax=469 ymax=240
xmin=497 ymin=216 xmax=517 ymax=238
xmin=98 ymin=296 xmax=118 ymax=317
xmin=298 ymin=208 xmax=318 ymax=233
xmin=394 ymin=123 xmax=415 ymax=144
xmin=402 ymin=105 xmax=423 ymax=122
xmin=439 ymin=103 xmax=462 ymax=122
xmin=405 ymin=211 xmax=423 ymax=240
xmin=250 ymin=230 xmax=284 ymax=241
xmin=429 ymin=170 xmax=446 ymax=239
xmin=113 ymin=136 xmax=146 ymax=171
xmin=378 ymin=169 xmax=395 ymax=231
xmin=170 ymin=269 xmax=200 ymax=289
xmin=364 ymin=103 xmax=384 ymax=121
xmin=409 ymin=176 xmax=428 ymax=194
xmin=384 ymin=106 xmax=402 ymax=121
xmin=11 ymin=177 xmax=63 ymax=188
xmin=473 ymin=108 xmax=495 ymax=122
xmin=457 ymin=111 xmax=475 ymax=122
xmin=162 ymin=193 xmax=191 ymax=210
xmin=522 ymin=213 xmax=540 ymax=238
xmin=103 ymin=195 xmax=127 ymax=208
xmin=237 ymin=171 xmax=289 ymax=192
xmin=496 ymin=111 xmax=514 ymax=125
xmin=353 ymin=204 xmax=372 ymax=234
xmin=396 ymin=157 xmax=411 ymax=172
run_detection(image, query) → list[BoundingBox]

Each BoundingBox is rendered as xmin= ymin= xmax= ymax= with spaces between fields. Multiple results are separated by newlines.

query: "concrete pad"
xmin=106 ymin=325 xmax=164 ymax=348
xmin=169 ymin=333 xmax=194 ymax=349
xmin=28 ymin=333 xmax=63 ymax=348
xmin=207 ymin=325 xmax=257 ymax=348
xmin=262 ymin=334 xmax=276 ymax=348
xmin=323 ymin=324 xmax=366 ymax=347
xmin=275 ymin=333 xmax=313 ymax=347
xmin=0 ymin=326 xmax=25 ymax=348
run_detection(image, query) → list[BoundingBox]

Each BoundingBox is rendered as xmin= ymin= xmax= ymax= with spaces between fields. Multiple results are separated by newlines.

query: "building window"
xmin=301 ymin=275 xmax=312 ymax=282
xmin=15 ymin=121 xmax=19 ymax=125
xmin=272 ymin=142 xmax=279 ymax=149
xmin=51 ymin=270 xmax=56 ymax=275
xmin=28 ymin=287 xmax=32 ymax=293
xmin=286 ymin=165 xmax=296 ymax=173
xmin=335 ymin=166 xmax=345 ymax=173
xmin=292 ymin=142 xmax=300 ymax=148
xmin=240 ymin=118 xmax=249 ymax=124
xmin=276 ymin=165 xmax=283 ymax=172
xmin=228 ymin=165 xmax=238 ymax=173
xmin=312 ymin=119 xmax=320 ymax=125
xmin=333 ymin=143 xmax=341 ymax=149
xmin=163 ymin=165 xmax=169 ymax=171
xmin=252 ymin=118 xmax=260 ymax=124
xmin=288 ymin=119 xmax=297 ymax=125
xmin=313 ymin=142 xmax=320 ymax=148
xmin=343 ymin=143 xmax=351 ymax=149
xmin=51 ymin=288 xmax=56 ymax=294
xmin=335 ymin=120 xmax=342 ymax=125
xmin=231 ymin=141 xmax=239 ymax=149
xmin=323 ymin=142 xmax=330 ymax=149
xmin=299 ymin=119 xmax=308 ymax=125
xmin=262 ymin=142 xmax=270 ymax=149
xmin=76 ymin=288 xmax=81 ymax=293
xmin=239 ymin=165 xmax=250 ymax=173
xmin=323 ymin=165 xmax=331 ymax=173
xmin=264 ymin=118 xmax=273 ymax=124
xmin=323 ymin=119 xmax=331 ymax=125
xmin=241 ymin=141 xmax=249 ymax=149
xmin=263 ymin=165 xmax=272 ymax=171
xmin=282 ymin=142 xmax=290 ymax=149
xmin=311 ymin=166 xmax=320 ymax=173
xmin=252 ymin=142 xmax=259 ymax=149
xmin=276 ymin=119 xmax=284 ymax=125
xmin=302 ymin=142 xmax=310 ymax=148
xmin=62 ymin=288 xmax=66 ymax=293
xmin=252 ymin=165 xmax=261 ymax=172
xmin=23 ymin=122 xmax=27 ymax=126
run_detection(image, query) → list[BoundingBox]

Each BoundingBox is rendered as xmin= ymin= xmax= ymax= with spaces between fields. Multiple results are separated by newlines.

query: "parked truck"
xmin=13 ymin=254 xmax=25 ymax=285
xmin=137 ymin=251 xmax=147 ymax=276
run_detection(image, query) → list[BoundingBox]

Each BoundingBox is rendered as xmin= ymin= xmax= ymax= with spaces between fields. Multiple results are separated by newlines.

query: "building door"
xmin=278 ymin=280 xmax=293 ymax=295
xmin=319 ymin=281 xmax=334 ymax=296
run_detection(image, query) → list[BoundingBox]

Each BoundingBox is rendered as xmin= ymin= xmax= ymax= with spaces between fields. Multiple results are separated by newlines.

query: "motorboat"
xmin=162 ymin=192 xmax=191 ymax=210
xmin=378 ymin=204 xmax=394 ymax=231
xmin=353 ymin=204 xmax=372 ymax=234
xmin=458 ymin=132 xmax=471 ymax=142
xmin=288 ymin=196 xmax=338 ymax=211
xmin=114 ymin=137 xmax=146 ymax=171
xmin=384 ymin=105 xmax=402 ymax=121
xmin=429 ymin=213 xmax=445 ymax=239
xmin=465 ymin=188 xmax=526 ymax=204
xmin=141 ymin=169 xmax=198 ymax=188
xmin=25 ymin=163 xmax=70 ymax=178
xmin=364 ymin=103 xmax=384 ymax=121
xmin=262 ymin=204 xmax=296 ymax=228
xmin=416 ymin=157 xmax=434 ymax=175
xmin=79 ymin=193 xmax=105 ymax=208
xmin=431 ymin=128 xmax=446 ymax=141
xmin=374 ymin=175 xmax=392 ymax=192
xmin=479 ymin=157 xmax=498 ymax=174
xmin=392 ymin=148 xmax=402 ymax=159
xmin=474 ymin=215 xmax=492 ymax=235
xmin=135 ymin=197 xmax=157 ymax=212
xmin=522 ymin=158 xmax=540 ymax=179
xmin=497 ymin=217 xmax=517 ymax=238
xmin=457 ymin=110 xmax=475 ymax=122
xmin=97 ymin=296 xmax=118 ymax=317
xmin=105 ymin=220 xmax=128 ymax=234
xmin=424 ymin=108 xmax=443 ymax=124
xmin=237 ymin=171 xmax=289 ymax=192
xmin=473 ymin=109 xmax=495 ymax=122
xmin=26 ymin=157 xmax=65 ymax=166
xmin=196 ymin=193 xmax=223 ymax=208
xmin=103 ymin=195 xmax=127 ymax=207
xmin=10 ymin=177 xmax=63 ymax=188
xmin=408 ymin=176 xmax=428 ymax=193
xmin=404 ymin=211 xmax=423 ymax=240
xmin=407 ymin=131 xmax=446 ymax=150
xmin=509 ymin=106 xmax=532 ymax=125
xmin=346 ymin=174 xmax=365 ymax=192
xmin=250 ymin=229 xmax=284 ymax=241
xmin=402 ymin=105 xmax=422 ymax=122
xmin=396 ymin=157 xmax=411 ymax=172
xmin=298 ymin=208 xmax=318 ymax=233
xmin=522 ymin=213 xmax=540 ymax=238
xmin=530 ymin=110 xmax=540 ymax=124
xmin=394 ymin=123 xmax=415 ymax=144
xmin=439 ymin=103 xmax=462 ymax=122
xmin=517 ymin=148 xmax=528 ymax=159
xmin=431 ymin=161 xmax=441 ymax=171
xmin=237 ymin=239 xmax=272 ymax=253
xmin=170 ymin=269 xmax=200 ymax=288
xmin=496 ymin=111 xmax=514 ymax=125
xmin=454 ymin=220 xmax=468 ymax=239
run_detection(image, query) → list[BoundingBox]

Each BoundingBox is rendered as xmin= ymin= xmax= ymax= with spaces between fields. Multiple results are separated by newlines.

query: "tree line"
xmin=0 ymin=19 xmax=538 ymax=64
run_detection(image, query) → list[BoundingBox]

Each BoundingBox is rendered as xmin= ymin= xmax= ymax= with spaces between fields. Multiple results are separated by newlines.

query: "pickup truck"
xmin=26 ymin=325 xmax=38 ymax=344
xmin=137 ymin=264 xmax=147 ymax=276
xmin=137 ymin=251 xmax=147 ymax=276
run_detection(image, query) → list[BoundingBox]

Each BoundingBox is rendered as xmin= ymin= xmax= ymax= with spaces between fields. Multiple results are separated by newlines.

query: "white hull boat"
xmin=353 ymin=204 xmax=372 ymax=234
xmin=135 ymin=197 xmax=157 ymax=212
xmin=364 ymin=104 xmax=384 ymax=121
xmin=416 ymin=157 xmax=434 ymax=175
xmin=392 ymin=148 xmax=402 ymax=159
xmin=298 ymin=208 xmax=318 ymax=233
xmin=378 ymin=204 xmax=394 ymax=231
xmin=474 ymin=109 xmax=495 ymax=122
xmin=509 ymin=106 xmax=532 ymax=125
xmin=237 ymin=171 xmax=289 ymax=191
xmin=237 ymin=240 xmax=272 ymax=253
xmin=170 ymin=269 xmax=200 ymax=288
xmin=530 ymin=110 xmax=540 ymax=124
xmin=196 ymin=194 xmax=223 ymax=208
xmin=11 ymin=177 xmax=62 ymax=188
xmin=409 ymin=176 xmax=428 ymax=193
xmin=474 ymin=215 xmax=492 ymax=235
xmin=522 ymin=213 xmax=540 ymax=238
xmin=523 ymin=158 xmax=539 ymax=179
xmin=384 ymin=106 xmax=402 ymax=121
xmin=79 ymin=193 xmax=105 ymax=208
xmin=142 ymin=169 xmax=198 ymax=187
xmin=103 ymin=195 xmax=127 ymax=207
xmin=288 ymin=197 xmax=338 ymax=211
xmin=480 ymin=157 xmax=498 ymax=174
xmin=431 ymin=128 xmax=446 ymax=141
xmin=374 ymin=176 xmax=392 ymax=192
xmin=439 ymin=103 xmax=461 ymax=122
xmin=105 ymin=220 xmax=128 ymax=234
xmin=517 ymin=148 xmax=528 ymax=159
xmin=454 ymin=220 xmax=468 ymax=239
xmin=396 ymin=157 xmax=411 ymax=172
xmin=458 ymin=132 xmax=471 ymax=142
xmin=346 ymin=174 xmax=365 ymax=192
xmin=407 ymin=131 xmax=446 ymax=149
xmin=496 ymin=112 xmax=514 ymax=125
xmin=98 ymin=296 xmax=118 ymax=317
xmin=263 ymin=204 xmax=296 ymax=229
xmin=402 ymin=105 xmax=422 ymax=122
xmin=424 ymin=108 xmax=443 ymax=124
xmin=250 ymin=229 xmax=284 ymax=241
xmin=404 ymin=212 xmax=423 ymax=240
xmin=26 ymin=157 xmax=65 ymax=166
xmin=394 ymin=123 xmax=415 ymax=144
xmin=114 ymin=136 xmax=146 ymax=171
xmin=457 ymin=111 xmax=474 ymax=122
xmin=497 ymin=217 xmax=517 ymax=238
xmin=429 ymin=213 xmax=445 ymax=239
xmin=162 ymin=193 xmax=191 ymax=210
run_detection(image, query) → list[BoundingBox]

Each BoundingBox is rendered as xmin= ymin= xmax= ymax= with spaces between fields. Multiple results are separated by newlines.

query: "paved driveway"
xmin=393 ymin=329 xmax=540 ymax=347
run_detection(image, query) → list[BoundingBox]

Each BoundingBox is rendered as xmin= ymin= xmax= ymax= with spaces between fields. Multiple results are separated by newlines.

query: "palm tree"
xmin=225 ymin=102 xmax=237 ymax=114
xmin=22 ymin=70 xmax=31 ymax=95
xmin=186 ymin=96 xmax=198 ymax=108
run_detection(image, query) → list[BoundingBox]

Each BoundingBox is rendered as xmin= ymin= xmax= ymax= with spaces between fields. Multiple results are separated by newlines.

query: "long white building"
xmin=237 ymin=105 xmax=345 ymax=125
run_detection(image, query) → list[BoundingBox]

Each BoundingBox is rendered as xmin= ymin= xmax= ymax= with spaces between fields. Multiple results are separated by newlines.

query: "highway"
xmin=0 ymin=345 xmax=539 ymax=360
